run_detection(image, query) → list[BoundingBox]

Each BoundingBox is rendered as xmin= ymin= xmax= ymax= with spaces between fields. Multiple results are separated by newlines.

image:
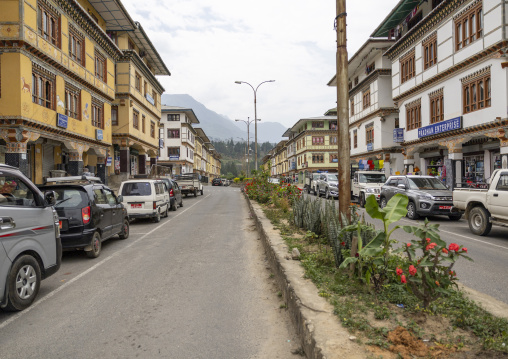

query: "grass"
xmin=260 ymin=201 xmax=508 ymax=357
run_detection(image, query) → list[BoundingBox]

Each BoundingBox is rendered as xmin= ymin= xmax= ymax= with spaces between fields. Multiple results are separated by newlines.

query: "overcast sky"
xmin=121 ymin=0 xmax=400 ymax=128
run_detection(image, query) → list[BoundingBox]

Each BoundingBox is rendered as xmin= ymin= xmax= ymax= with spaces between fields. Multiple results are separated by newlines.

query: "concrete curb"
xmin=245 ymin=195 xmax=368 ymax=359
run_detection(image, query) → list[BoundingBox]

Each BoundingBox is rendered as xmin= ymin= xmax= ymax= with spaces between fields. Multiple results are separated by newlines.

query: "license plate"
xmin=131 ymin=204 xmax=142 ymax=208
xmin=439 ymin=206 xmax=452 ymax=210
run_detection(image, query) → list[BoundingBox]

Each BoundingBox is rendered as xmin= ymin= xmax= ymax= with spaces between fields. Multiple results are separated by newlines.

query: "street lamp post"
xmin=235 ymin=117 xmax=255 ymax=175
xmin=235 ymin=80 xmax=275 ymax=171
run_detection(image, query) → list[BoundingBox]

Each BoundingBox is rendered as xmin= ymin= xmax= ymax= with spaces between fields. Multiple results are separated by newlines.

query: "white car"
xmin=118 ymin=179 xmax=170 ymax=222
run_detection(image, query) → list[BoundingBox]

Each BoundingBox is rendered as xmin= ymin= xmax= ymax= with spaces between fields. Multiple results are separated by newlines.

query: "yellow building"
xmin=0 ymin=0 xmax=169 ymax=185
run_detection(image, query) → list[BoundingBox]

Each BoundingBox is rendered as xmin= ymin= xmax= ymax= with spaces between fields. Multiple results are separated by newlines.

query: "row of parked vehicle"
xmin=304 ymin=168 xmax=508 ymax=237
xmin=0 ymin=164 xmax=201 ymax=312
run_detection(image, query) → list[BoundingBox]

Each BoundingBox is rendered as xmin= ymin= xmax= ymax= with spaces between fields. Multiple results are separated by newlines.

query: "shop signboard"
xmin=393 ymin=128 xmax=404 ymax=143
xmin=57 ymin=113 xmax=68 ymax=129
xmin=146 ymin=93 xmax=155 ymax=106
xmin=96 ymin=129 xmax=103 ymax=141
xmin=418 ymin=116 xmax=462 ymax=138
xmin=159 ymin=139 xmax=164 ymax=148
xmin=367 ymin=143 xmax=373 ymax=151
xmin=169 ymin=155 xmax=179 ymax=160
xmin=106 ymin=157 xmax=112 ymax=166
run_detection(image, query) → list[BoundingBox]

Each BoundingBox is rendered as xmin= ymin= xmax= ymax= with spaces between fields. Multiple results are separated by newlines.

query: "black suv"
xmin=212 ymin=178 xmax=223 ymax=186
xmin=160 ymin=178 xmax=183 ymax=211
xmin=39 ymin=176 xmax=129 ymax=258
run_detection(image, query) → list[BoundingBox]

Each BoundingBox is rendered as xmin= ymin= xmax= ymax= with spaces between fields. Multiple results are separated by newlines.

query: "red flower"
xmin=449 ymin=243 xmax=460 ymax=252
xmin=426 ymin=238 xmax=431 ymax=243
xmin=400 ymin=275 xmax=407 ymax=284
xmin=462 ymin=247 xmax=468 ymax=253
xmin=449 ymin=271 xmax=455 ymax=276
xmin=425 ymin=243 xmax=437 ymax=251
xmin=396 ymin=268 xmax=403 ymax=276
xmin=355 ymin=253 xmax=359 ymax=257
xmin=408 ymin=265 xmax=417 ymax=276
xmin=406 ymin=243 xmax=411 ymax=247
xmin=435 ymin=281 xmax=440 ymax=286
xmin=442 ymin=248 xmax=449 ymax=254
xmin=341 ymin=242 xmax=345 ymax=246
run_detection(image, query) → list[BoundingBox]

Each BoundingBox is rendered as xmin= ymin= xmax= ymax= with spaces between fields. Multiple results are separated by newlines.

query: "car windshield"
xmin=53 ymin=188 xmax=88 ymax=208
xmin=358 ymin=173 xmax=386 ymax=184
xmin=407 ymin=177 xmax=448 ymax=190
xmin=313 ymin=174 xmax=320 ymax=180
xmin=327 ymin=175 xmax=338 ymax=181
xmin=121 ymin=182 xmax=152 ymax=196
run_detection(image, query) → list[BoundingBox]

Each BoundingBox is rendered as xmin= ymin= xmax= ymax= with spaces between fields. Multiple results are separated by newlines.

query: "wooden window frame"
xmin=463 ymin=72 xmax=491 ymax=114
xmin=423 ymin=34 xmax=437 ymax=70
xmin=32 ymin=68 xmax=55 ymax=110
xmin=400 ymin=49 xmax=415 ymax=84
xmin=141 ymin=115 xmax=146 ymax=133
xmin=111 ymin=106 xmax=118 ymax=126
xmin=168 ymin=129 xmax=180 ymax=138
xmin=94 ymin=50 xmax=107 ymax=82
xmin=150 ymin=121 xmax=155 ymax=138
xmin=353 ymin=130 xmax=357 ymax=148
xmin=37 ymin=1 xmax=60 ymax=47
xmin=354 ymin=77 xmax=359 ymax=86
xmin=350 ymin=99 xmax=354 ymax=116
xmin=330 ymin=136 xmax=338 ymax=145
xmin=312 ymin=121 xmax=324 ymax=128
xmin=430 ymin=92 xmax=444 ymax=124
xmin=312 ymin=153 xmax=324 ymax=164
xmin=455 ymin=3 xmax=482 ymax=51
xmin=365 ymin=125 xmax=374 ymax=145
xmin=312 ymin=136 xmax=324 ymax=145
xmin=406 ymin=101 xmax=422 ymax=131
xmin=135 ymin=73 xmax=141 ymax=92
xmin=152 ymin=90 xmax=157 ymax=107
xmin=91 ymin=99 xmax=104 ymax=129
xmin=168 ymin=114 xmax=180 ymax=121
xmin=132 ymin=110 xmax=139 ymax=130
xmin=65 ymin=83 xmax=80 ymax=120
xmin=69 ymin=26 xmax=85 ymax=66
xmin=362 ymin=88 xmax=371 ymax=109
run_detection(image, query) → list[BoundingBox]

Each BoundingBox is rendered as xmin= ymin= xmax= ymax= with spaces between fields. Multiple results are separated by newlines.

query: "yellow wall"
xmin=0 ymin=0 xmax=19 ymax=22
xmin=0 ymin=53 xmax=22 ymax=116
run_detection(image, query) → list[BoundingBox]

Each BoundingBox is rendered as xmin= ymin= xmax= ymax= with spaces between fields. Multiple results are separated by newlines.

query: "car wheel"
xmin=448 ymin=214 xmax=462 ymax=221
xmin=118 ymin=219 xmax=129 ymax=239
xmin=200 ymin=189 xmax=203 ymax=195
xmin=306 ymin=186 xmax=310 ymax=194
xmin=163 ymin=205 xmax=169 ymax=217
xmin=171 ymin=201 xmax=177 ymax=211
xmin=359 ymin=193 xmax=366 ymax=208
xmin=406 ymin=201 xmax=420 ymax=220
xmin=4 ymin=255 xmax=41 ymax=311
xmin=468 ymin=206 xmax=492 ymax=236
xmin=194 ymin=189 xmax=198 ymax=197
xmin=316 ymin=187 xmax=321 ymax=197
xmin=380 ymin=197 xmax=387 ymax=209
xmin=313 ymin=187 xmax=317 ymax=196
xmin=86 ymin=232 xmax=102 ymax=258
xmin=153 ymin=210 xmax=161 ymax=223
xmin=179 ymin=200 xmax=183 ymax=207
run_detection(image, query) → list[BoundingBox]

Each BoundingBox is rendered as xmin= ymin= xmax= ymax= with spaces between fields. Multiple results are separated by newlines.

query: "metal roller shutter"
xmin=42 ymin=143 xmax=54 ymax=178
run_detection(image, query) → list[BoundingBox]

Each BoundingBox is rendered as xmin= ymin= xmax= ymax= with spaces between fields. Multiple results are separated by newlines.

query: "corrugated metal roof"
xmin=371 ymin=0 xmax=422 ymax=38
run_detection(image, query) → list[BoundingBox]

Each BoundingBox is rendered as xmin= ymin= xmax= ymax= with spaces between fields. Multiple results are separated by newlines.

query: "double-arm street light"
xmin=235 ymin=117 xmax=256 ymax=175
xmin=234 ymin=80 xmax=275 ymax=171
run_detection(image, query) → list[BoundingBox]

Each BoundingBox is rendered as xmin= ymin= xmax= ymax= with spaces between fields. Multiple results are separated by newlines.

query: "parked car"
xmin=304 ymin=172 xmax=321 ymax=195
xmin=0 ymin=164 xmax=61 ymax=311
xmin=40 ymin=176 xmax=129 ymax=259
xmin=212 ymin=178 xmax=223 ymax=186
xmin=175 ymin=173 xmax=203 ymax=196
xmin=379 ymin=175 xmax=461 ymax=220
xmin=452 ymin=169 xmax=508 ymax=236
xmin=351 ymin=170 xmax=386 ymax=207
xmin=316 ymin=173 xmax=339 ymax=199
xmin=268 ymin=177 xmax=280 ymax=184
xmin=119 ymin=179 xmax=170 ymax=222
xmin=164 ymin=178 xmax=183 ymax=211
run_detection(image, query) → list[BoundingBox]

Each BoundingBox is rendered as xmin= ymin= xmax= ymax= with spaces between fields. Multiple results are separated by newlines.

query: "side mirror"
xmin=44 ymin=190 xmax=56 ymax=206
xmin=397 ymin=184 xmax=406 ymax=190
xmin=117 ymin=195 xmax=123 ymax=203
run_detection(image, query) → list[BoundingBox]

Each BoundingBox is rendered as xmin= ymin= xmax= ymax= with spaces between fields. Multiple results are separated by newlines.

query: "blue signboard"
xmin=331 ymin=158 xmax=338 ymax=163
xmin=367 ymin=143 xmax=373 ymax=151
xmin=57 ymin=113 xmax=68 ymax=129
xmin=106 ymin=157 xmax=112 ymax=166
xmin=169 ymin=155 xmax=179 ymax=160
xmin=146 ymin=93 xmax=155 ymax=106
xmin=159 ymin=139 xmax=164 ymax=148
xmin=393 ymin=128 xmax=404 ymax=143
xmin=96 ymin=129 xmax=103 ymax=141
xmin=290 ymin=162 xmax=296 ymax=170
xmin=418 ymin=117 xmax=462 ymax=138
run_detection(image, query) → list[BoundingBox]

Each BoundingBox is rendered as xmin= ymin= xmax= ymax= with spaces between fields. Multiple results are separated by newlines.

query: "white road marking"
xmin=0 ymin=194 xmax=212 ymax=329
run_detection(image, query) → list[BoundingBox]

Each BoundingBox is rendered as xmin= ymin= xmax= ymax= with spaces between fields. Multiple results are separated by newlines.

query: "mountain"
xmin=161 ymin=94 xmax=286 ymax=143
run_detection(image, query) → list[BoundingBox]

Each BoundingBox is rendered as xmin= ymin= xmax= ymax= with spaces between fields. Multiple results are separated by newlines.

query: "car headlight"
xmin=418 ymin=194 xmax=434 ymax=201
xmin=366 ymin=188 xmax=375 ymax=193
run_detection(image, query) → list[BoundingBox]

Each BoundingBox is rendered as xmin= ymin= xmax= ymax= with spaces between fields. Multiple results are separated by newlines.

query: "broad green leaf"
xmin=365 ymin=194 xmax=385 ymax=220
xmin=363 ymin=232 xmax=386 ymax=250
xmin=383 ymin=194 xmax=409 ymax=226
xmin=361 ymin=246 xmax=384 ymax=257
xmin=339 ymin=257 xmax=358 ymax=269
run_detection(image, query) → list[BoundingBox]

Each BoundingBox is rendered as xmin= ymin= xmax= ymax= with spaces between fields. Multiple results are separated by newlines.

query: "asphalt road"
xmin=305 ymin=191 xmax=508 ymax=305
xmin=0 ymin=186 xmax=299 ymax=359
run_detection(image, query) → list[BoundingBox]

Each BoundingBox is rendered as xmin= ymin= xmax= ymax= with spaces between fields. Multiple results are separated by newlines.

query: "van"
xmin=119 ymin=179 xmax=170 ymax=222
xmin=0 ymin=164 xmax=61 ymax=311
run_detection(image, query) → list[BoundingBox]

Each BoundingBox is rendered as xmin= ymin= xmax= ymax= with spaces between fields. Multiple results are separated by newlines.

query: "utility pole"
xmin=336 ymin=0 xmax=351 ymax=219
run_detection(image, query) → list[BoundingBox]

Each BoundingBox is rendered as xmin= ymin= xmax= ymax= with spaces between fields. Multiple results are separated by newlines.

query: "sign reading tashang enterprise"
xmin=418 ymin=117 xmax=462 ymax=138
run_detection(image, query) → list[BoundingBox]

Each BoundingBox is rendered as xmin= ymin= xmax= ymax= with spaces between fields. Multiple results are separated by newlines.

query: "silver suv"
xmin=316 ymin=173 xmax=339 ymax=199
xmin=0 ymin=164 xmax=61 ymax=311
xmin=379 ymin=175 xmax=461 ymax=221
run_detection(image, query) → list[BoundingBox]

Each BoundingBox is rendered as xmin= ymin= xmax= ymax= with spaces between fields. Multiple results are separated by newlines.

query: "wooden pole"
xmin=336 ymin=0 xmax=351 ymax=219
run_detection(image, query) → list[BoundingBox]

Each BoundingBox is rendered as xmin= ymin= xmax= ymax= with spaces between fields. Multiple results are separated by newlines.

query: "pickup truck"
xmin=351 ymin=170 xmax=386 ymax=207
xmin=452 ymin=169 xmax=508 ymax=236
xmin=175 ymin=173 xmax=203 ymax=197
xmin=304 ymin=172 xmax=321 ymax=195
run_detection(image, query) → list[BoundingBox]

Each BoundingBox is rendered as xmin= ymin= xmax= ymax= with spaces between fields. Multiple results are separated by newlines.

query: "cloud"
xmin=121 ymin=0 xmax=399 ymax=128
